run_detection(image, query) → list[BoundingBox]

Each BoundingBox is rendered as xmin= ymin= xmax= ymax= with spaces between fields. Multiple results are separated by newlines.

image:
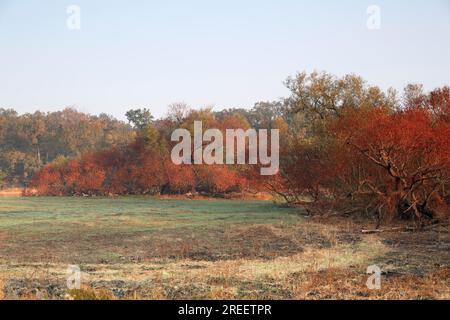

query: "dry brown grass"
xmin=0 ymin=278 xmax=4 ymax=300
xmin=284 ymin=267 xmax=450 ymax=300
xmin=67 ymin=285 xmax=116 ymax=300
xmin=1 ymin=248 xmax=448 ymax=300
xmin=0 ymin=203 xmax=448 ymax=300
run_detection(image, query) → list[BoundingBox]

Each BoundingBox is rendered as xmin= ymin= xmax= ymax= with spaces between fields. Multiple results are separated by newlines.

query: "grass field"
xmin=0 ymin=197 xmax=449 ymax=300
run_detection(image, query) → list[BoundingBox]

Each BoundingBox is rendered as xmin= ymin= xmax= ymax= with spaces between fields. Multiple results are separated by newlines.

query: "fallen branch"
xmin=362 ymin=226 xmax=416 ymax=234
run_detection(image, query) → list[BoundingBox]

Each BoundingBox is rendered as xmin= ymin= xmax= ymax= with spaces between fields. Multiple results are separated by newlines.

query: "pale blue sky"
xmin=1 ymin=0 xmax=449 ymax=119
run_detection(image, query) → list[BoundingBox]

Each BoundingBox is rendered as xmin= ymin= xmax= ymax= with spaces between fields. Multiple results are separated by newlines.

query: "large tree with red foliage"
xmin=333 ymin=106 xmax=449 ymax=223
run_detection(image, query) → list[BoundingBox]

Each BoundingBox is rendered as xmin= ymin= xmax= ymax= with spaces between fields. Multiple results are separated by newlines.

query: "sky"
xmin=0 ymin=0 xmax=449 ymax=120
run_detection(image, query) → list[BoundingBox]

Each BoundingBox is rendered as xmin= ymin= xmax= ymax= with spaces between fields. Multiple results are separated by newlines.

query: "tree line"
xmin=0 ymin=108 xmax=134 ymax=187
xmin=5 ymin=71 xmax=450 ymax=224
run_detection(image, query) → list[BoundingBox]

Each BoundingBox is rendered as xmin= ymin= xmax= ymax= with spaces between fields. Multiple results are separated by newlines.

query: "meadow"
xmin=0 ymin=197 xmax=448 ymax=300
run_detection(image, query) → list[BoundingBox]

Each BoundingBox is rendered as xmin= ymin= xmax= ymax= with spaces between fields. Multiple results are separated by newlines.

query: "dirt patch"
xmin=131 ymin=225 xmax=306 ymax=261
xmin=0 ymin=188 xmax=24 ymax=197
xmin=377 ymin=226 xmax=450 ymax=276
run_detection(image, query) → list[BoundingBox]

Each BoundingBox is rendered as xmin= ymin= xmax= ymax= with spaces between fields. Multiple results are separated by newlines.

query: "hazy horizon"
xmin=1 ymin=0 xmax=450 ymax=120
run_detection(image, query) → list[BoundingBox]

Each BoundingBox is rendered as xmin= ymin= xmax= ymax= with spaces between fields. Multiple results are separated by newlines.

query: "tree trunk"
xmin=37 ymin=144 xmax=41 ymax=168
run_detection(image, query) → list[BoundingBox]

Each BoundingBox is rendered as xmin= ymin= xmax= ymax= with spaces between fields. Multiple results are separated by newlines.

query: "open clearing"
xmin=0 ymin=197 xmax=448 ymax=300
